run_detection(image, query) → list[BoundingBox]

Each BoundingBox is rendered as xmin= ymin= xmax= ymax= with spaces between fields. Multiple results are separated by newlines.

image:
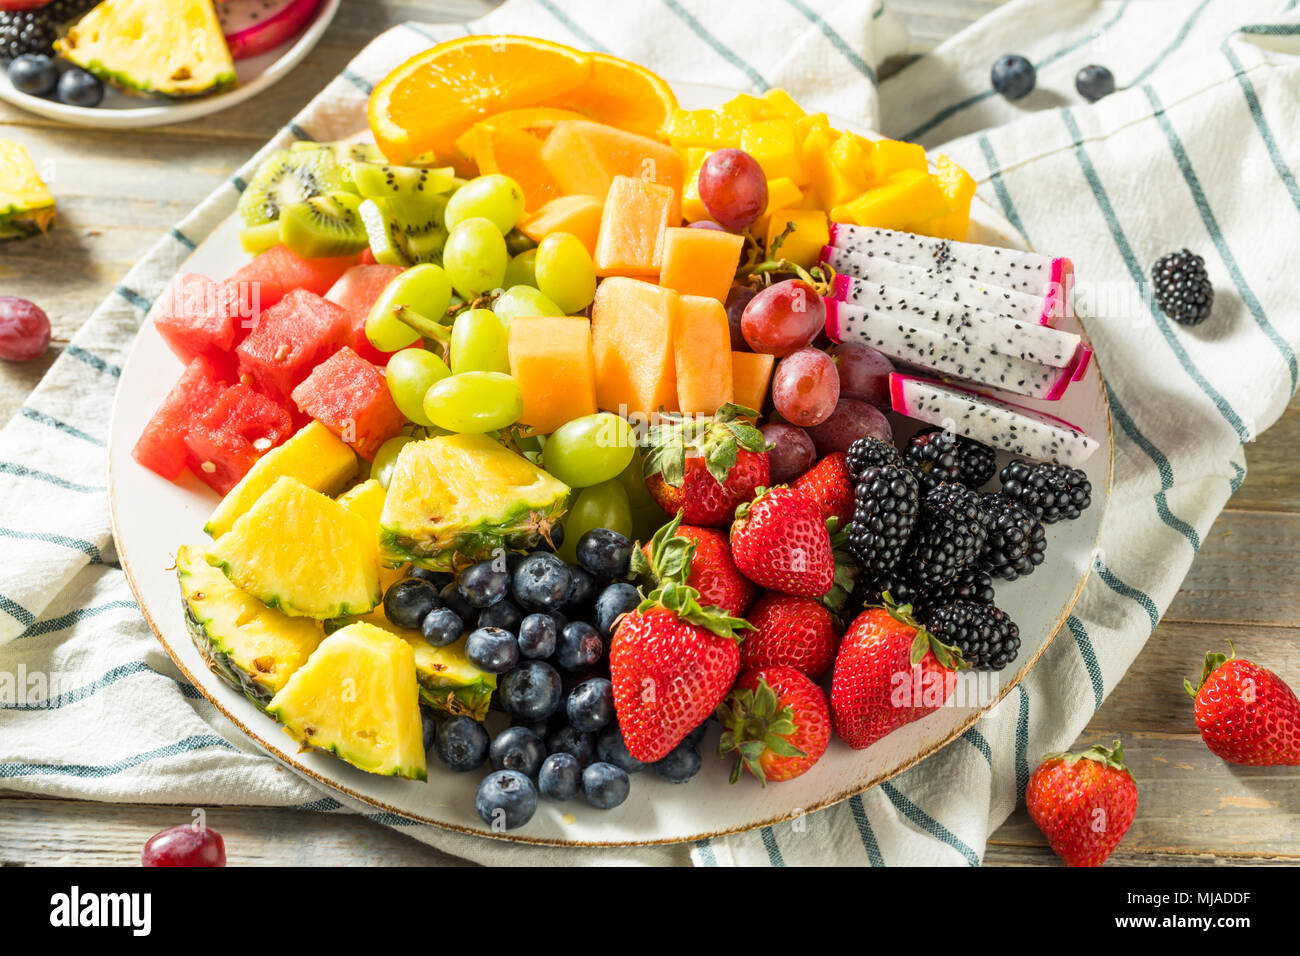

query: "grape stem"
xmin=735 ymin=219 xmax=836 ymax=297
xmin=392 ymin=304 xmax=452 ymax=357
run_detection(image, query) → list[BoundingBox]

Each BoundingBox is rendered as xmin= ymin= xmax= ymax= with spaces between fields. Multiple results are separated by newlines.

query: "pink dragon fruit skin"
xmin=889 ymin=372 xmax=1099 ymax=466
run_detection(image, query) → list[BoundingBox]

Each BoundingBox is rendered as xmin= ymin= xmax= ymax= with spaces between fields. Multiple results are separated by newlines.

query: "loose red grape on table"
xmin=0 ymin=296 xmax=51 ymax=362
xmin=141 ymin=824 xmax=226 ymax=867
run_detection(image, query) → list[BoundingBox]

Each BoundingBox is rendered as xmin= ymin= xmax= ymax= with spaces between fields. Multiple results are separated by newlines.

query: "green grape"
xmin=535 ymin=232 xmax=598 ymax=315
xmin=444 ymin=174 xmax=525 ymax=235
xmin=450 ymin=308 xmax=510 ymax=374
xmin=503 ymin=249 xmax=538 ymax=288
xmin=505 ymin=228 xmax=536 ymax=256
xmin=386 ymin=348 xmax=451 ymax=426
xmin=366 ymin=264 xmax=453 ymax=352
xmin=372 ymin=435 xmax=417 ymax=488
xmin=542 ymin=413 xmax=637 ymax=488
xmin=618 ymin=449 xmax=667 ymax=543
xmin=443 ymin=217 xmax=508 ymax=299
xmin=557 ymin=480 xmax=634 ymax=563
xmin=492 ymin=285 xmax=563 ymax=329
xmin=423 ymin=371 xmax=523 ymax=433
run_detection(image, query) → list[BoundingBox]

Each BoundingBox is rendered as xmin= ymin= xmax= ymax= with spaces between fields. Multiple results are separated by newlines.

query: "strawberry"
xmin=717 ymin=666 xmax=830 ymax=784
xmin=792 ymin=452 xmax=853 ymax=528
xmin=829 ymin=596 xmax=963 ymax=749
xmin=609 ymin=580 xmax=752 ymax=763
xmin=740 ymin=591 xmax=840 ymax=680
xmin=1025 ymin=740 xmax=1138 ymax=867
xmin=633 ymin=512 xmax=757 ymax=617
xmin=643 ymin=403 xmax=770 ymax=527
xmin=730 ymin=486 xmax=834 ymax=597
xmin=1184 ymin=643 xmax=1300 ymax=766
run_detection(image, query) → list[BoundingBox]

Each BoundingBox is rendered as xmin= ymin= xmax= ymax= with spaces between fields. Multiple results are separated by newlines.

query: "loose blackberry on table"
xmin=927 ymin=601 xmax=1022 ymax=671
xmin=847 ymin=463 xmax=920 ymax=574
xmin=980 ymin=494 xmax=1047 ymax=581
xmin=906 ymin=482 xmax=990 ymax=588
xmin=998 ymin=458 xmax=1092 ymax=523
xmin=1151 ymin=248 xmax=1214 ymax=326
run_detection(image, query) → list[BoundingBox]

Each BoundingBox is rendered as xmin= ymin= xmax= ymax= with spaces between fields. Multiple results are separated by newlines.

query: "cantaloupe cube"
xmin=741 ymin=120 xmax=805 ymax=185
xmin=508 ymin=316 xmax=597 ymax=434
xmin=731 ymin=351 xmax=775 ymax=413
xmin=593 ymin=175 xmax=678 ymax=277
xmin=659 ymin=227 xmax=744 ymax=303
xmin=871 ymin=139 xmax=928 ymax=180
xmin=925 ymin=154 xmax=976 ymax=241
xmin=520 ymin=195 xmax=604 ymax=255
xmin=765 ymin=210 xmax=829 ymax=269
xmin=834 ymin=171 xmax=951 ymax=230
xmin=591 ymin=278 xmax=679 ymax=417
xmin=673 ymin=295 xmax=733 ymax=415
xmin=540 ymin=120 xmax=685 ymax=205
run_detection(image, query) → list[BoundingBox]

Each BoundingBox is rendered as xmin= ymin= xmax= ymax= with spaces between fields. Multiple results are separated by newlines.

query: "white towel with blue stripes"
xmin=1 ymin=0 xmax=1297 ymax=866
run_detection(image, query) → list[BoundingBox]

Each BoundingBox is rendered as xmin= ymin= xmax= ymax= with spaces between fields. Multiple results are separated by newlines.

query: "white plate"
xmin=108 ymin=82 xmax=1114 ymax=846
xmin=0 ymin=0 xmax=340 ymax=129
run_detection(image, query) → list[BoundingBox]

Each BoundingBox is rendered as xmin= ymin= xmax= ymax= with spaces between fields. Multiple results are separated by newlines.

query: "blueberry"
xmin=57 ymin=68 xmax=104 ymax=108
xmin=498 ymin=660 xmax=563 ymax=721
xmin=506 ymin=551 xmax=526 ymax=574
xmin=594 ymin=582 xmax=641 ymax=639
xmin=511 ymin=552 xmax=572 ymax=611
xmin=685 ymin=721 xmax=710 ymax=747
xmin=383 ymin=577 xmax=440 ymax=630
xmin=517 ymin=613 xmax=558 ymax=659
xmin=653 ymin=740 xmax=703 ymax=784
xmin=1075 ymin=64 xmax=1115 ymax=103
xmin=538 ymin=752 xmax=582 ymax=801
xmin=475 ymin=770 xmax=538 ymax=830
xmin=582 ymin=762 xmax=631 ymax=810
xmin=8 ymin=54 xmax=58 ymax=97
xmin=438 ymin=581 xmax=476 ymax=623
xmin=537 ymin=523 xmax=564 ymax=552
xmin=420 ymin=709 xmax=438 ymax=753
xmin=465 ymin=626 xmax=520 ymax=673
xmin=409 ymin=567 xmax=451 ymax=588
xmin=547 ymin=725 xmax=596 ymax=765
xmin=567 ymin=677 xmax=614 ymax=733
xmin=489 ymin=725 xmax=547 ymax=777
xmin=512 ymin=715 xmax=553 ymax=738
xmin=421 ymin=606 xmax=465 ymax=647
xmin=991 ymin=54 xmax=1035 ymax=100
xmin=576 ymin=528 xmax=633 ymax=578
xmin=596 ymin=724 xmax=646 ymax=774
xmin=478 ymin=598 xmax=523 ymax=632
xmin=458 ymin=560 xmax=511 ymax=608
xmin=556 ymin=621 xmax=603 ymax=671
xmin=564 ymin=564 xmax=595 ymax=608
xmin=434 ymin=715 xmax=489 ymax=771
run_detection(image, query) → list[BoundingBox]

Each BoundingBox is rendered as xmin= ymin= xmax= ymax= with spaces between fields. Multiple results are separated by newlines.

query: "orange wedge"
xmin=368 ymin=35 xmax=594 ymax=165
xmin=471 ymin=126 xmax=564 ymax=212
xmin=549 ymin=53 xmax=679 ymax=141
xmin=453 ymin=106 xmax=589 ymax=161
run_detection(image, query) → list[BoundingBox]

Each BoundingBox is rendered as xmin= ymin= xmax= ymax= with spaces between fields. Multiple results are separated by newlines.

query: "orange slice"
xmin=368 ymin=35 xmax=594 ymax=165
xmin=549 ymin=53 xmax=679 ymax=141
xmin=471 ymin=126 xmax=565 ymax=212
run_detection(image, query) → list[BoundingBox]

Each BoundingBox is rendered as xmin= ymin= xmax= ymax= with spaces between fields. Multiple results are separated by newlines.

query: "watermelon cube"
xmin=235 ymin=289 xmax=351 ymax=403
xmin=153 ymin=274 xmax=260 ymax=367
xmin=229 ymin=244 xmax=358 ymax=310
xmin=291 ymin=347 xmax=405 ymax=461
xmin=325 ymin=264 xmax=405 ymax=366
xmin=183 ymin=383 xmax=294 ymax=495
xmin=132 ymin=356 xmax=232 ymax=481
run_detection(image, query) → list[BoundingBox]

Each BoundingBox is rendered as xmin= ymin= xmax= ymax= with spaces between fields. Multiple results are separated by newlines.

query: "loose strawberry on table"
xmin=1184 ymin=644 xmax=1300 ymax=766
xmin=718 ymin=666 xmax=830 ymax=784
xmin=1025 ymin=740 xmax=1138 ymax=867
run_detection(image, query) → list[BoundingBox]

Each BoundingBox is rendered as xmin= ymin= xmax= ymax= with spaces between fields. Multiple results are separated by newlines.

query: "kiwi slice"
xmin=239 ymin=221 xmax=282 ymax=255
xmin=278 ymin=192 xmax=369 ymax=259
xmin=352 ymin=162 xmax=456 ymax=208
xmin=238 ymin=148 xmax=348 ymax=228
xmin=358 ymin=194 xmax=448 ymax=267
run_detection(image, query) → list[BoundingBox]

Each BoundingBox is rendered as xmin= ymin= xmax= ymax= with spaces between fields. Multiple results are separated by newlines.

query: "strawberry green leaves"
xmin=716 ymin=676 xmax=807 ymax=786
xmin=643 ymin=404 xmax=765 ymax=488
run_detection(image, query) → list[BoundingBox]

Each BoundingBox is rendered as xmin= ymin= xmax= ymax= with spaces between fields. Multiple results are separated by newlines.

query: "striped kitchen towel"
xmin=1 ymin=0 xmax=1297 ymax=866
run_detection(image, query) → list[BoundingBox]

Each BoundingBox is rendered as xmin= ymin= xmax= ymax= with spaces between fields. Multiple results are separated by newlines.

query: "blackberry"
xmin=47 ymin=0 xmax=98 ymax=20
xmin=847 ymin=463 xmax=919 ymax=575
xmin=908 ymin=428 xmax=997 ymax=490
xmin=903 ymin=429 xmax=961 ymax=494
xmin=999 ymin=459 xmax=1091 ymax=523
xmin=0 ymin=12 xmax=55 ymax=60
xmin=845 ymin=436 xmax=900 ymax=483
xmin=851 ymin=572 xmax=921 ymax=614
xmin=917 ymin=568 xmax=997 ymax=613
xmin=906 ymin=483 xmax=989 ymax=588
xmin=927 ymin=602 xmax=1021 ymax=671
xmin=1152 ymin=249 xmax=1213 ymax=326
xmin=980 ymin=494 xmax=1047 ymax=581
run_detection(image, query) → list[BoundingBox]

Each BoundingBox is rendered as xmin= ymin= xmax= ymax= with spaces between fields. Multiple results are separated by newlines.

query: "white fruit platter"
xmin=108 ymin=77 xmax=1113 ymax=847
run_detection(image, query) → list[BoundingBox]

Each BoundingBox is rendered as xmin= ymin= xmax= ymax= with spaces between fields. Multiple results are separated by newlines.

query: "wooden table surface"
xmin=1 ymin=0 xmax=1296 ymax=867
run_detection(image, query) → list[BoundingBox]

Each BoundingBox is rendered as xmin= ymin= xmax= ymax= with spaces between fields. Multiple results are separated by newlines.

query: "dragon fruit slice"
xmin=827 ymin=278 xmax=1081 ymax=368
xmin=890 ymin=373 xmax=1099 ymax=466
xmin=825 ymin=299 xmax=1074 ymax=400
xmin=217 ymin=0 xmax=323 ymax=61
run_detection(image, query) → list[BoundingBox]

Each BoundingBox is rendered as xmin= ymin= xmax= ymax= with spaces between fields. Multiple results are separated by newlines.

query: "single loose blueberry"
xmin=653 ymin=740 xmax=703 ymax=784
xmin=582 ymin=761 xmax=631 ymax=810
xmin=576 ymin=528 xmax=633 ymax=578
xmin=475 ymin=770 xmax=538 ymax=830
xmin=596 ymin=724 xmax=646 ymax=774
xmin=991 ymin=53 xmax=1035 ymax=100
xmin=594 ymin=582 xmax=640 ymax=639
xmin=8 ymin=54 xmax=58 ymax=97
xmin=517 ymin=613 xmax=558 ymax=659
xmin=383 ymin=577 xmax=440 ymax=630
xmin=547 ymin=725 xmax=596 ymax=766
xmin=478 ymin=598 xmax=523 ymax=632
xmin=555 ymin=621 xmax=603 ymax=671
xmin=489 ymin=725 xmax=547 ymax=777
xmin=511 ymin=552 xmax=572 ymax=611
xmin=538 ymin=752 xmax=582 ymax=801
xmin=57 ymin=68 xmax=104 ymax=108
xmin=1075 ymin=64 xmax=1115 ymax=102
xmin=434 ymin=715 xmax=489 ymax=771
xmin=465 ymin=626 xmax=520 ymax=673
xmin=421 ymin=606 xmax=465 ymax=647
xmin=458 ymin=560 xmax=511 ymax=608
xmin=498 ymin=660 xmax=563 ymax=721
xmin=566 ymin=677 xmax=615 ymax=733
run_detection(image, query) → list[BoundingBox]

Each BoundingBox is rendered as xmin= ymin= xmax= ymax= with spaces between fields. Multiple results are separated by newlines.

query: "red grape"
xmin=141 ymin=824 xmax=226 ymax=867
xmin=724 ymin=285 xmax=756 ymax=352
xmin=805 ymin=397 xmax=892 ymax=456
xmin=772 ymin=347 xmax=840 ymax=427
xmin=689 ymin=220 xmax=725 ymax=231
xmin=0 ymin=296 xmax=51 ymax=362
xmin=697 ymin=148 xmax=768 ymax=231
xmin=831 ymin=342 xmax=895 ymax=410
xmin=760 ymin=422 xmax=817 ymax=484
xmin=740 ymin=279 xmax=825 ymax=356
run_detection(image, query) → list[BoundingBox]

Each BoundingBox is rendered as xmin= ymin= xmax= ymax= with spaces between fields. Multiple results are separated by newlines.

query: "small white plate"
xmin=0 ymin=0 xmax=340 ymax=129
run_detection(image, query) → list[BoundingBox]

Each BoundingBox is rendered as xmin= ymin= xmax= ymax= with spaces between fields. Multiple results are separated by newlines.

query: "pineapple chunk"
xmin=267 ymin=622 xmax=427 ymax=781
xmin=207 ymin=477 xmax=381 ymax=620
xmin=379 ymin=434 xmax=569 ymax=570
xmin=177 ymin=544 xmax=323 ymax=706
xmin=0 ymin=140 xmax=54 ymax=239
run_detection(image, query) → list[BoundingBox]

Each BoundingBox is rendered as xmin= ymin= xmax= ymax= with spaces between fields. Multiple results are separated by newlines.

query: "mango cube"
xmin=765 ymin=210 xmax=829 ymax=269
xmin=741 ymin=120 xmax=805 ymax=185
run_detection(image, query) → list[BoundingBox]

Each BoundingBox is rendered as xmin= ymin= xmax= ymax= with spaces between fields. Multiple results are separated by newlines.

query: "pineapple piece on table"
xmin=0 ymin=140 xmax=54 ymax=239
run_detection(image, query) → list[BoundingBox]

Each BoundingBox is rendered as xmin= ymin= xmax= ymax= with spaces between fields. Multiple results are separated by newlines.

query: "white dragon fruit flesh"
xmin=822 ymin=223 xmax=1073 ymax=327
xmin=890 ymin=373 xmax=1099 ymax=466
